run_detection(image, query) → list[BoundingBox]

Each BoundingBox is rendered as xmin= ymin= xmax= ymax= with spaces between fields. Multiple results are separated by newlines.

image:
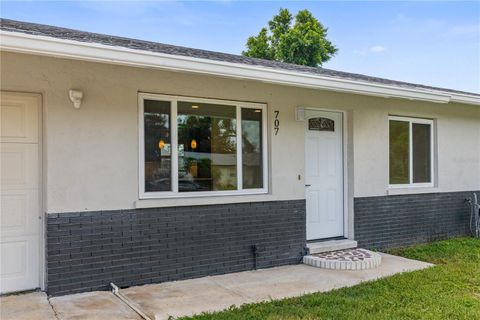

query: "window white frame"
xmin=138 ymin=93 xmax=268 ymax=199
xmin=388 ymin=115 xmax=434 ymax=188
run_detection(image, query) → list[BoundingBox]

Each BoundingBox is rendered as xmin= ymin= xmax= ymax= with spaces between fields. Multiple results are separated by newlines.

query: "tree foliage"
xmin=243 ymin=8 xmax=338 ymax=67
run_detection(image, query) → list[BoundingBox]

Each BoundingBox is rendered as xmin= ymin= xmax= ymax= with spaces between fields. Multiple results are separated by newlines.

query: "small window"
xmin=308 ymin=117 xmax=334 ymax=131
xmin=139 ymin=94 xmax=268 ymax=198
xmin=389 ymin=116 xmax=434 ymax=187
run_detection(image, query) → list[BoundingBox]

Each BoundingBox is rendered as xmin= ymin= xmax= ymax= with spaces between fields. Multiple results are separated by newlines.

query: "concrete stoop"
xmin=303 ymin=248 xmax=382 ymax=271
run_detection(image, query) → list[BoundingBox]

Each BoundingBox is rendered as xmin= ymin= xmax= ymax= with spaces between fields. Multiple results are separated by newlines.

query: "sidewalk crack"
xmin=47 ymin=296 xmax=61 ymax=320
xmin=209 ymin=278 xmax=249 ymax=300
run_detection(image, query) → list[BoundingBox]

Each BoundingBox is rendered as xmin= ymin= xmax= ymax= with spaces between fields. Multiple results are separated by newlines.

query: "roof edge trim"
xmin=1 ymin=30 xmax=479 ymax=106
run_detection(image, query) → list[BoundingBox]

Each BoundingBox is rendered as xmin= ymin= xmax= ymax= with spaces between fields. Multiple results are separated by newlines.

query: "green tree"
xmin=243 ymin=8 xmax=337 ymax=67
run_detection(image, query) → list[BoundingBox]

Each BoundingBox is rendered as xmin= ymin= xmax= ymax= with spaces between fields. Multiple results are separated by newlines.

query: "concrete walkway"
xmin=1 ymin=253 xmax=432 ymax=320
xmin=0 ymin=292 xmax=57 ymax=320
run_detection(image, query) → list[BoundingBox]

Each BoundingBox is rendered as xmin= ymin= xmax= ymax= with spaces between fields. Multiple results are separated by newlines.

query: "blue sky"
xmin=2 ymin=1 xmax=479 ymax=93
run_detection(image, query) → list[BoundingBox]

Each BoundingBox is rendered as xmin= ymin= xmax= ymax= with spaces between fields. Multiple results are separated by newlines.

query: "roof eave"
xmin=1 ymin=30 xmax=479 ymax=106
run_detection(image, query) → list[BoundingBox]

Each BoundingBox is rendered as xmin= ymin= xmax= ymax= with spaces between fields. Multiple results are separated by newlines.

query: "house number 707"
xmin=274 ymin=110 xmax=280 ymax=135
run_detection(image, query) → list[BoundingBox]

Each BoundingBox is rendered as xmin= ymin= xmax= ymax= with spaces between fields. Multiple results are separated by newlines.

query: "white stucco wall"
xmin=1 ymin=51 xmax=479 ymax=214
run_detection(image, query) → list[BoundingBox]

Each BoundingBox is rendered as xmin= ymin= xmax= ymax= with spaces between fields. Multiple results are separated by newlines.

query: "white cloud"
xmin=392 ymin=12 xmax=479 ymax=39
xmin=392 ymin=13 xmax=411 ymax=24
xmin=354 ymin=45 xmax=387 ymax=55
xmin=370 ymin=45 xmax=387 ymax=53
xmin=447 ymin=24 xmax=480 ymax=36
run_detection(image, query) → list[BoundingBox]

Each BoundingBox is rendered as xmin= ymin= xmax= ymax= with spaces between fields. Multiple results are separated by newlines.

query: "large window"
xmin=389 ymin=116 xmax=434 ymax=187
xmin=139 ymin=93 xmax=267 ymax=198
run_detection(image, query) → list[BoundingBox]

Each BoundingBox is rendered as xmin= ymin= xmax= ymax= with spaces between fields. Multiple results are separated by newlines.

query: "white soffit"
xmin=1 ymin=30 xmax=479 ymax=106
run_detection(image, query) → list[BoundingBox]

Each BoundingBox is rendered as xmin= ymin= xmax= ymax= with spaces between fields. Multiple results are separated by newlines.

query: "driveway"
xmin=0 ymin=253 xmax=432 ymax=320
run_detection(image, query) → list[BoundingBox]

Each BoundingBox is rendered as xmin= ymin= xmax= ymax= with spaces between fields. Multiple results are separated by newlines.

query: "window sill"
xmin=139 ymin=189 xmax=268 ymax=200
xmin=387 ymin=186 xmax=439 ymax=196
xmin=134 ymin=192 xmax=281 ymax=209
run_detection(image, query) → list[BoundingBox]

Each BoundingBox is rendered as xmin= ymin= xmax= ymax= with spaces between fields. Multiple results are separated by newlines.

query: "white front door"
xmin=305 ymin=110 xmax=344 ymax=240
xmin=0 ymin=92 xmax=41 ymax=294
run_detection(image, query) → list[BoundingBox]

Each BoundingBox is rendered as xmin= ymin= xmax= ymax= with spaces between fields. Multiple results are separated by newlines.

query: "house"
xmin=0 ymin=18 xmax=479 ymax=296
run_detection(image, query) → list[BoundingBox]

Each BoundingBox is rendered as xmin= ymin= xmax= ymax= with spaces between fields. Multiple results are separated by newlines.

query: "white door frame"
xmin=1 ymin=91 xmax=45 ymax=292
xmin=38 ymin=92 xmax=45 ymax=291
xmin=300 ymin=106 xmax=349 ymax=240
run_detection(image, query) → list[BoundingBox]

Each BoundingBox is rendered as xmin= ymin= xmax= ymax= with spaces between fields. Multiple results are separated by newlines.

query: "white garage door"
xmin=0 ymin=92 xmax=41 ymax=294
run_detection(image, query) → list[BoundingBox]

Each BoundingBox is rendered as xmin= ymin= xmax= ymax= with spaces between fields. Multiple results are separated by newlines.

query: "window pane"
xmin=177 ymin=101 xmax=237 ymax=192
xmin=144 ymin=100 xmax=171 ymax=192
xmin=412 ymin=123 xmax=431 ymax=183
xmin=389 ymin=120 xmax=410 ymax=184
xmin=242 ymin=108 xmax=263 ymax=189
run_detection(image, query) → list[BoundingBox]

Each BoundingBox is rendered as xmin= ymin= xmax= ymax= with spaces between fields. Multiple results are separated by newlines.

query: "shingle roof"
xmin=1 ymin=18 xmax=479 ymax=97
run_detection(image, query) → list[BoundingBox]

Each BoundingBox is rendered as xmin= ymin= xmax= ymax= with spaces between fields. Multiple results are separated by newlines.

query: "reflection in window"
xmin=389 ymin=120 xmax=409 ymax=184
xmin=141 ymin=95 xmax=267 ymax=196
xmin=242 ymin=108 xmax=263 ymax=189
xmin=389 ymin=117 xmax=433 ymax=185
xmin=144 ymin=100 xmax=171 ymax=192
xmin=412 ymin=123 xmax=431 ymax=183
xmin=177 ymin=102 xmax=237 ymax=192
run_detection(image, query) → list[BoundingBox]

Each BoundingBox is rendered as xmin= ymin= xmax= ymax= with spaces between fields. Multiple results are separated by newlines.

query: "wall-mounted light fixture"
xmin=69 ymin=89 xmax=83 ymax=109
xmin=295 ymin=107 xmax=305 ymax=121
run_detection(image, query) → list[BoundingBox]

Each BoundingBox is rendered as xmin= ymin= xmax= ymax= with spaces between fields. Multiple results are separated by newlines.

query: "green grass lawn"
xmin=181 ymin=237 xmax=480 ymax=320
